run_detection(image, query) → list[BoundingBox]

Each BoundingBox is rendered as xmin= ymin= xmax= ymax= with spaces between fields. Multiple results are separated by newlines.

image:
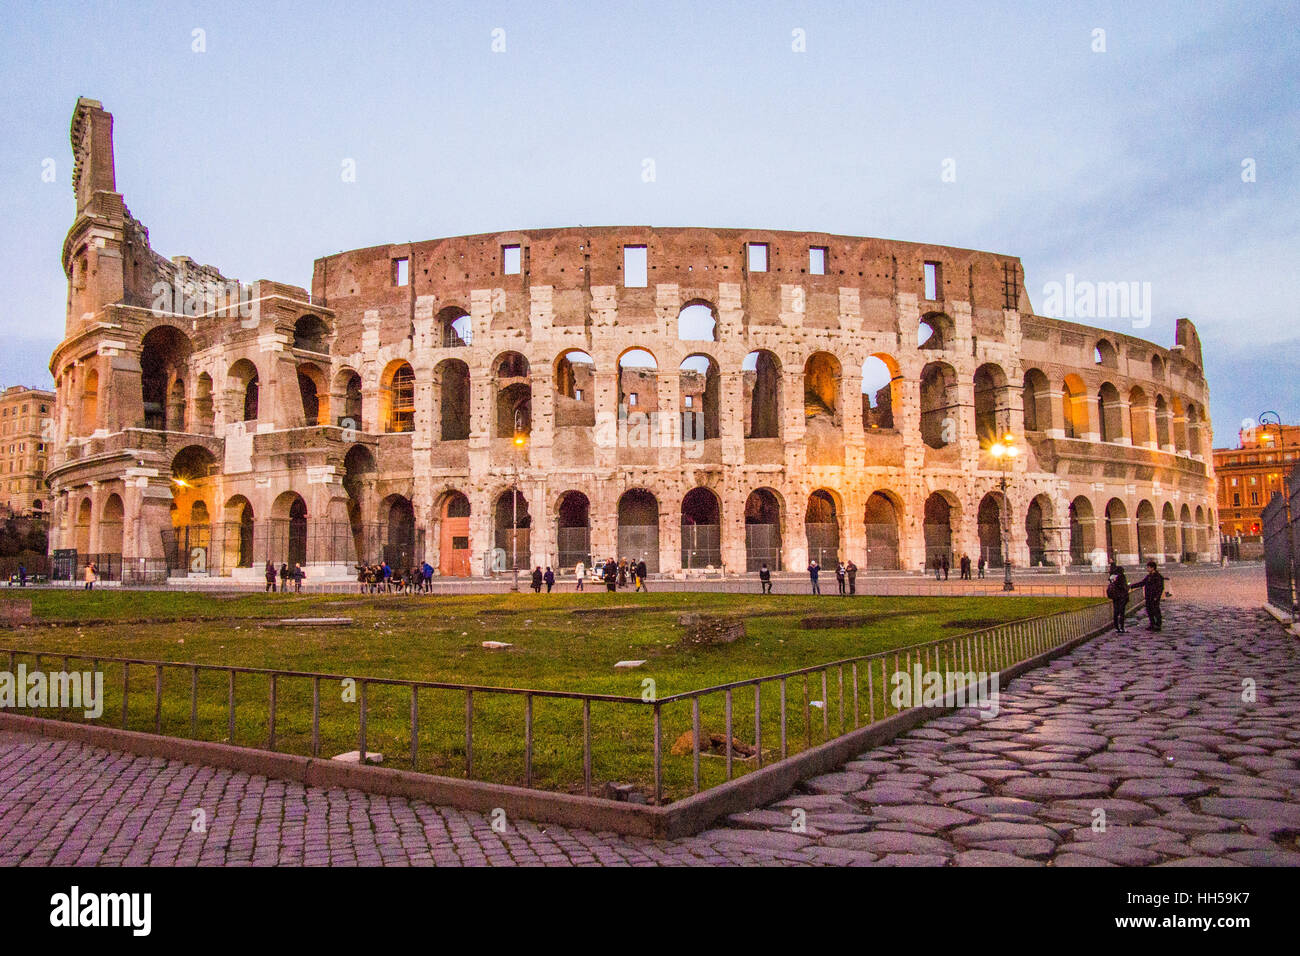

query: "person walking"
xmin=18 ymin=565 xmax=26 ymax=588
xmin=1129 ymin=560 xmax=1169 ymax=631
xmin=959 ymin=553 xmax=970 ymax=580
xmin=293 ymin=563 xmax=304 ymax=593
xmin=941 ymin=554 xmax=950 ymax=581
xmin=835 ymin=562 xmax=847 ymax=595
xmin=759 ymin=562 xmax=772 ymax=594
xmin=575 ymin=560 xmax=586 ymax=591
xmin=618 ymin=560 xmax=628 ymax=589
xmin=276 ymin=562 xmax=287 ymax=592
xmin=808 ymin=559 xmax=821 ymax=595
xmin=83 ymin=560 xmax=96 ymax=591
xmin=977 ymin=555 xmax=986 ymax=579
xmin=933 ymin=555 xmax=942 ymax=581
xmin=421 ymin=561 xmax=434 ymax=593
xmin=635 ymin=558 xmax=648 ymax=592
xmin=604 ymin=558 xmax=618 ymax=592
xmin=265 ymin=560 xmax=277 ymax=593
xmin=846 ymin=560 xmax=857 ymax=595
xmin=531 ymin=566 xmax=543 ymax=593
xmin=1107 ymin=564 xmax=1130 ymax=633
xmin=544 ymin=567 xmax=555 ymax=593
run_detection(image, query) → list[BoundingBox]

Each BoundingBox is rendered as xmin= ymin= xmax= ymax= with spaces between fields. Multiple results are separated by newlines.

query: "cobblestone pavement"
xmin=1 ymin=598 xmax=1297 ymax=866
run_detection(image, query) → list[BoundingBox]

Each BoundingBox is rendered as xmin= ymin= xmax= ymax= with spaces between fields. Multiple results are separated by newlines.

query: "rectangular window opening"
xmin=748 ymin=243 xmax=768 ymax=273
xmin=392 ymin=257 xmax=409 ymax=287
xmin=809 ymin=247 xmax=826 ymax=275
xmin=503 ymin=245 xmax=521 ymax=275
xmin=629 ymin=393 xmax=638 ymax=407
xmin=923 ymin=261 xmax=940 ymax=301
xmin=623 ymin=246 xmax=648 ymax=287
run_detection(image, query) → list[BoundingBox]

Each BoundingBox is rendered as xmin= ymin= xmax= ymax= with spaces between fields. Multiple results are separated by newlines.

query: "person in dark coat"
xmin=1106 ymin=564 xmax=1129 ymax=633
xmin=266 ymin=560 xmax=277 ymax=592
xmin=933 ymin=555 xmax=942 ymax=580
xmin=1129 ymin=561 xmax=1169 ymax=631
xmin=835 ymin=562 xmax=846 ymax=595
xmin=543 ymin=567 xmax=555 ymax=593
xmin=293 ymin=563 xmax=304 ymax=593
xmin=759 ymin=563 xmax=772 ymax=594
xmin=846 ymin=560 xmax=857 ymax=595
xmin=960 ymin=554 xmax=971 ymax=580
xmin=977 ymin=555 xmax=986 ymax=579
xmin=279 ymin=563 xmax=289 ymax=592
xmin=808 ymin=560 xmax=821 ymax=595
xmin=604 ymin=558 xmax=618 ymax=592
xmin=941 ymin=554 xmax=950 ymax=581
xmin=531 ymin=566 xmax=543 ymax=593
xmin=635 ymin=559 xmax=648 ymax=592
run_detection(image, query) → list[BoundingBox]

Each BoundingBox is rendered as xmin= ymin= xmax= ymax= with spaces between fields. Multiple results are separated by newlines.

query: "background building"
xmin=1214 ymin=421 xmax=1300 ymax=558
xmin=0 ymin=385 xmax=54 ymax=517
xmin=46 ymin=99 xmax=1220 ymax=582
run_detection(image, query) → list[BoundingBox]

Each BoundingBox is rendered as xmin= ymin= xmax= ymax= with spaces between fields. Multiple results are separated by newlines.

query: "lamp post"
xmin=989 ymin=434 xmax=1019 ymax=592
xmin=510 ymin=416 xmax=528 ymax=593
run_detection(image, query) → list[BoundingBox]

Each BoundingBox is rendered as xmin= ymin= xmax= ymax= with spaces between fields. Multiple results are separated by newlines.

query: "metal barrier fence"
xmin=1262 ymin=465 xmax=1300 ymax=615
xmin=0 ymin=600 xmax=1114 ymax=803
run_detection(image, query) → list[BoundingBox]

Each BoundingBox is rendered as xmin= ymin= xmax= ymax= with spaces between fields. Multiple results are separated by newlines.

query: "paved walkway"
xmin=1 ymin=590 xmax=1297 ymax=866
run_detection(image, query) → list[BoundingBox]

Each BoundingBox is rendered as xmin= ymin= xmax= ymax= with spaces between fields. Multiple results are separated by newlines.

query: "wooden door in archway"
xmin=439 ymin=493 xmax=471 ymax=576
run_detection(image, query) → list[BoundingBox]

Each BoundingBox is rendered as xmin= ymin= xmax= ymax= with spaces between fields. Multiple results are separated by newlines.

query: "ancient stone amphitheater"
xmin=46 ymin=99 xmax=1218 ymax=582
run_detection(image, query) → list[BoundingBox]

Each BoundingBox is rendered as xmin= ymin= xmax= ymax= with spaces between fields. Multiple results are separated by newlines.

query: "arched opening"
xmin=337 ymin=370 xmax=363 ymax=430
xmin=439 ymin=306 xmax=472 ymax=348
xmin=74 ymin=498 xmax=92 ymax=555
xmin=978 ymin=493 xmax=1005 ymax=568
xmin=618 ymin=490 xmax=660 ymax=572
xmin=271 ymin=491 xmax=308 ymax=567
xmin=677 ymin=301 xmax=717 ymax=341
xmin=1179 ymin=504 xmax=1194 ymax=561
xmin=1136 ymin=500 xmax=1158 ymax=563
xmin=435 ymin=358 xmax=471 ymax=440
xmin=1195 ymin=505 xmax=1208 ymax=555
xmin=81 ymin=368 xmax=99 ymax=434
xmin=494 ymin=352 xmax=532 ymax=441
xmin=918 ymin=313 xmax=951 ymax=350
xmin=617 ymin=349 xmax=658 ymax=413
xmin=803 ymin=352 xmax=841 ymax=422
xmin=923 ymin=493 xmax=955 ymax=570
xmin=438 ymin=491 xmax=471 ymax=577
xmin=194 ymin=373 xmax=214 ymax=433
xmin=920 ymin=362 xmax=958 ymax=449
xmin=494 ymin=489 xmax=530 ymax=571
xmin=743 ymin=350 xmax=781 ymax=439
xmin=554 ymin=350 xmax=595 ymax=427
xmin=1162 ymin=502 xmax=1178 ymax=562
xmin=1022 ymin=368 xmax=1050 ymax=433
xmin=680 ymin=354 xmax=720 ymax=441
xmin=100 ymin=494 xmax=124 ymax=556
xmin=1097 ymin=382 xmax=1122 ymax=442
xmin=224 ymin=495 xmax=254 ymax=569
xmin=293 ymin=315 xmax=330 ymax=354
xmin=382 ymin=361 xmax=416 ymax=433
xmin=862 ymin=355 xmax=898 ymax=430
xmin=556 ymin=491 xmax=592 ymax=570
xmin=1170 ymin=397 xmax=1189 ymax=454
xmin=1128 ymin=386 xmax=1152 ymax=446
xmin=228 ymin=359 xmax=259 ymax=423
xmin=1154 ymin=395 xmax=1171 ymax=448
xmin=1069 ymin=497 xmax=1096 ymax=566
xmin=1104 ymin=498 xmax=1131 ymax=560
xmin=342 ymin=444 xmax=376 ymax=562
xmin=863 ymin=491 xmax=901 ymax=570
xmin=1150 ymin=354 xmax=1166 ymax=380
xmin=805 ymin=489 xmax=840 ymax=567
xmin=141 ymin=325 xmax=191 ymax=431
xmin=974 ymin=364 xmax=1008 ymax=446
xmin=681 ymin=487 xmax=722 ymax=569
xmin=381 ymin=495 xmax=417 ymax=569
xmin=1094 ymin=339 xmax=1118 ymax=368
xmin=1026 ymin=495 xmax=1051 ymax=567
xmin=1187 ymin=403 xmax=1203 ymax=458
xmin=297 ymin=363 xmax=328 ymax=426
xmin=744 ymin=488 xmax=783 ymax=571
xmin=1062 ymin=374 xmax=1088 ymax=439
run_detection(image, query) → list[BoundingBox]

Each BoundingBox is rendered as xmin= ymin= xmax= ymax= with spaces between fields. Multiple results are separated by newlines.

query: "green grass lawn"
xmin=4 ymin=589 xmax=1097 ymax=801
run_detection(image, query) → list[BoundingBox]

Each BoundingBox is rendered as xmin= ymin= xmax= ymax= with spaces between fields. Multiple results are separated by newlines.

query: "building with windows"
xmin=46 ymin=98 xmax=1220 ymax=581
xmin=0 ymin=385 xmax=54 ymax=517
xmin=1213 ymin=422 xmax=1300 ymax=558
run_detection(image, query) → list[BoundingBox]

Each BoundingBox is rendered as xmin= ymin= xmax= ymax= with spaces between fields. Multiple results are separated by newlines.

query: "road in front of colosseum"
xmin=1 ymin=566 xmax=1296 ymax=866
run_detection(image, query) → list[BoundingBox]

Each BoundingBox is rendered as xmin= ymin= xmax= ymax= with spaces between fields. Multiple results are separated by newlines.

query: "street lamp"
xmin=989 ymin=433 xmax=1019 ymax=592
xmin=510 ymin=417 xmax=528 ymax=592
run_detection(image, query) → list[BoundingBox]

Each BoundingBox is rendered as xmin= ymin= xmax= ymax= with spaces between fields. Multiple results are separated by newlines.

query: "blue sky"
xmin=1 ymin=0 xmax=1296 ymax=444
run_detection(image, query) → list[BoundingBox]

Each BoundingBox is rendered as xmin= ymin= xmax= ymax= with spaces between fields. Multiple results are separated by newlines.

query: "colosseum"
xmin=46 ymin=99 xmax=1219 ymax=583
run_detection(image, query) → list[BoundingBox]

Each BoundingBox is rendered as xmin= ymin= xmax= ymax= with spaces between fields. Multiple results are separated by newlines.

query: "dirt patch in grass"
xmin=798 ymin=610 xmax=916 ymax=630
xmin=942 ymin=618 xmax=1005 ymax=629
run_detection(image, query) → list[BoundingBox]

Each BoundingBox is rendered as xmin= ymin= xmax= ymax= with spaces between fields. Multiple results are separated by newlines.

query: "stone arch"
xmin=381 ymin=360 xmax=415 ymax=433
xmin=1155 ymin=394 xmax=1172 ymax=448
xmin=863 ymin=490 xmax=902 ymax=570
xmin=1150 ymin=354 xmax=1166 ymax=381
xmin=194 ymin=372 xmax=215 ymax=432
xmin=1022 ymin=368 xmax=1050 ymax=433
xmin=977 ymin=492 xmax=1006 ymax=567
xmin=862 ymin=353 xmax=899 ymax=430
xmin=1162 ymin=502 xmax=1178 ymax=561
xmin=677 ymin=300 xmax=718 ymax=342
xmin=1097 ymin=381 xmax=1123 ymax=442
xmin=227 ymin=358 xmax=259 ymax=423
xmin=435 ymin=358 xmax=471 ymax=440
xmin=555 ymin=490 xmax=592 ymax=570
xmin=743 ymin=349 xmax=782 ymax=439
xmin=1170 ymin=396 xmax=1189 ymax=454
xmin=1094 ymin=338 xmax=1118 ymax=368
xmin=380 ymin=493 xmax=418 ymax=569
xmin=1069 ymin=496 xmax=1096 ymax=566
xmin=141 ymin=325 xmax=191 ymax=431
xmin=80 ymin=367 xmax=99 ymax=434
xmin=293 ymin=314 xmax=330 ymax=354
xmin=803 ymin=351 xmax=841 ymax=422
xmin=744 ymin=487 xmax=783 ymax=571
xmin=297 ymin=362 xmax=329 ymax=426
xmin=618 ymin=489 xmax=660 ymax=573
xmin=918 ymin=312 xmax=953 ymax=350
xmin=1136 ymin=499 xmax=1158 ymax=562
xmin=437 ymin=490 xmax=472 ymax=577
xmin=271 ymin=491 xmax=308 ymax=567
xmin=1026 ymin=493 xmax=1054 ymax=567
xmin=681 ymin=486 xmax=722 ymax=569
xmin=342 ymin=444 xmax=376 ymax=562
xmin=1062 ymin=374 xmax=1088 ymax=439
xmin=805 ymin=488 xmax=841 ymax=567
xmin=680 ymin=353 xmax=720 ymax=440
xmin=74 ymin=497 xmax=92 ymax=554
xmin=617 ymin=348 xmax=658 ymax=413
xmin=1195 ymin=505 xmax=1208 ymax=555
xmin=224 ymin=495 xmax=255 ymax=569
xmin=1128 ymin=386 xmax=1152 ymax=446
xmin=494 ymin=488 xmax=530 ymax=571
xmin=438 ymin=306 xmax=472 ymax=348
xmin=920 ymin=361 xmax=958 ymax=449
xmin=974 ymin=363 xmax=1008 ymax=446
xmin=1104 ymin=498 xmax=1131 ymax=559
xmin=100 ymin=493 xmax=124 ymax=555
xmin=923 ymin=492 xmax=958 ymax=570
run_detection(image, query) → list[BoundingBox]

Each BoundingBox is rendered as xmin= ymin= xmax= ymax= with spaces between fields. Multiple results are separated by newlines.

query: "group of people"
xmin=930 ymin=553 xmax=990 ymax=580
xmin=354 ymin=560 xmax=436 ymax=594
xmin=804 ymin=559 xmax=859 ymax=595
xmin=264 ymin=560 xmax=307 ymax=592
xmin=1107 ymin=560 xmax=1170 ymax=633
xmin=572 ymin=558 xmax=650 ymax=593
